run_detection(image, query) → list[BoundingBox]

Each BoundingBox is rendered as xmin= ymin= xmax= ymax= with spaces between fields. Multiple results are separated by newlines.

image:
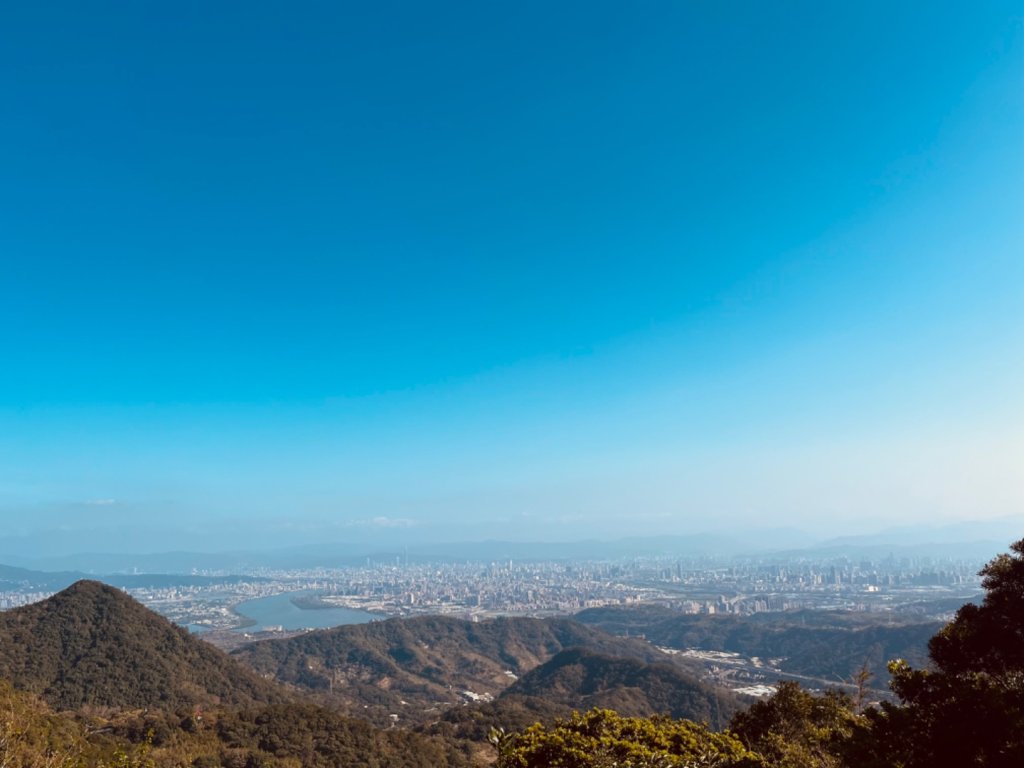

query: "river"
xmin=232 ymin=590 xmax=377 ymax=632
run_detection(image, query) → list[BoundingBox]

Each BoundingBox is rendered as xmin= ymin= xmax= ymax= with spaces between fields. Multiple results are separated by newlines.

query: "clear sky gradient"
xmin=1 ymin=2 xmax=1022 ymax=551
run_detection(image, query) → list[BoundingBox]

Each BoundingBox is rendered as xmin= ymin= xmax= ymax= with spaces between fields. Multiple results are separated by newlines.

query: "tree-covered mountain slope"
xmin=0 ymin=580 xmax=285 ymax=711
xmin=575 ymin=605 xmax=939 ymax=684
xmin=503 ymin=647 xmax=738 ymax=725
xmin=0 ymin=677 xmax=475 ymax=768
xmin=233 ymin=613 xmax=689 ymax=725
xmin=428 ymin=646 xmax=739 ymax=743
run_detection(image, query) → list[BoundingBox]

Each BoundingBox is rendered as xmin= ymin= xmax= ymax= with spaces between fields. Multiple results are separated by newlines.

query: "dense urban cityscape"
xmin=0 ymin=551 xmax=984 ymax=640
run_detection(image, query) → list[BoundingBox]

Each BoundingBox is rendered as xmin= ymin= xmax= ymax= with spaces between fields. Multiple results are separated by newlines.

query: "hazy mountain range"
xmin=1 ymin=517 xmax=1018 ymax=573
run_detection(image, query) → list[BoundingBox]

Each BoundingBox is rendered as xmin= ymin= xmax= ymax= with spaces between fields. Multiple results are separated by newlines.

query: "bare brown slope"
xmin=0 ymin=580 xmax=285 ymax=711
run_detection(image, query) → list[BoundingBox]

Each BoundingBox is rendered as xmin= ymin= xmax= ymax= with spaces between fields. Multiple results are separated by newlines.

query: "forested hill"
xmin=575 ymin=605 xmax=939 ymax=683
xmin=428 ymin=645 xmax=740 ymax=743
xmin=0 ymin=580 xmax=285 ymax=711
xmin=0 ymin=678 xmax=474 ymax=768
xmin=233 ymin=613 xmax=681 ymax=724
xmin=503 ymin=647 xmax=737 ymax=726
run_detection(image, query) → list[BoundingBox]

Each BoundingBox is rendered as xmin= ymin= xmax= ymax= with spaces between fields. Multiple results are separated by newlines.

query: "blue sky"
xmin=1 ymin=2 xmax=1022 ymax=552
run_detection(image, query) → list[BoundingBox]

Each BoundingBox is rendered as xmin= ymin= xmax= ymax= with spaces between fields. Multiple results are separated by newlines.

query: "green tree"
xmin=728 ymin=682 xmax=860 ymax=768
xmin=929 ymin=538 xmax=1024 ymax=678
xmin=492 ymin=708 xmax=762 ymax=768
xmin=0 ymin=680 xmax=83 ymax=768
xmin=860 ymin=539 xmax=1024 ymax=767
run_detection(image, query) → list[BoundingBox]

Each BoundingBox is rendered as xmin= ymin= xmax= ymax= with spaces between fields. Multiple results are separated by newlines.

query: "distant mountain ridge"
xmin=0 ymin=562 xmax=84 ymax=591
xmin=0 ymin=562 xmax=270 ymax=592
xmin=7 ymin=517 xmax=1018 ymax=572
xmin=0 ymin=580 xmax=285 ymax=710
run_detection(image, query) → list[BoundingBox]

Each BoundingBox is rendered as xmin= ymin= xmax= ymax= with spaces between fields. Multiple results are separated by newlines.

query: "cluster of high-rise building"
xmin=0 ymin=551 xmax=986 ymax=630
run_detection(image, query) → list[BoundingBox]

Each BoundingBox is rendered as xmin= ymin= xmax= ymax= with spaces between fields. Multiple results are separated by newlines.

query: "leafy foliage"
xmin=857 ymin=539 xmax=1024 ymax=767
xmin=492 ymin=708 xmax=761 ymax=768
xmin=0 ymin=679 xmax=87 ymax=768
xmin=729 ymin=682 xmax=859 ymax=768
xmin=929 ymin=538 xmax=1024 ymax=678
xmin=0 ymin=680 xmax=155 ymax=768
xmin=1 ymin=680 xmax=473 ymax=768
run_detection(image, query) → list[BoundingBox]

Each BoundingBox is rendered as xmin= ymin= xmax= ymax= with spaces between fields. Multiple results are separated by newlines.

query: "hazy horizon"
xmin=2 ymin=2 xmax=1022 ymax=556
